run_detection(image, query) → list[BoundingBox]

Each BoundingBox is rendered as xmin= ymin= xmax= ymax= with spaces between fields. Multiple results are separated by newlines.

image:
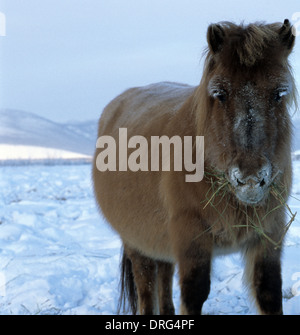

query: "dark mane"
xmin=219 ymin=22 xmax=281 ymax=66
xmin=202 ymin=21 xmax=298 ymax=112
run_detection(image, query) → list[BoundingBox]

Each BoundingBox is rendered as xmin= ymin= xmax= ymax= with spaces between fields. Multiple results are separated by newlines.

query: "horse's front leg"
xmin=170 ymin=214 xmax=213 ymax=315
xmin=245 ymin=243 xmax=283 ymax=315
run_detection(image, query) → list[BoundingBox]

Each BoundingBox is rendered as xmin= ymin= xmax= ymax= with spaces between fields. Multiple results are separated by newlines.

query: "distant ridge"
xmin=0 ymin=109 xmax=98 ymax=162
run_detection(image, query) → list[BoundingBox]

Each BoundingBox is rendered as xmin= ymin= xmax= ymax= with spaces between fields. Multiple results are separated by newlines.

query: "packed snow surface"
xmin=0 ymin=163 xmax=299 ymax=315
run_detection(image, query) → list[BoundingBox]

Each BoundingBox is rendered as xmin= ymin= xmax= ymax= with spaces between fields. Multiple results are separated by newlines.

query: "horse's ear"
xmin=207 ymin=24 xmax=225 ymax=54
xmin=278 ymin=19 xmax=295 ymax=52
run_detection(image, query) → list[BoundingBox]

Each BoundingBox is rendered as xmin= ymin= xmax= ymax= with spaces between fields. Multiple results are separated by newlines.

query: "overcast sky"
xmin=0 ymin=0 xmax=299 ymax=122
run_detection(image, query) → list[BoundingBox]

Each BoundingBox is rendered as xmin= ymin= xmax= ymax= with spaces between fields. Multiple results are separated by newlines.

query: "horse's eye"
xmin=274 ymin=88 xmax=288 ymax=102
xmin=212 ymin=90 xmax=227 ymax=103
xmin=217 ymin=93 xmax=226 ymax=102
xmin=274 ymin=92 xmax=282 ymax=102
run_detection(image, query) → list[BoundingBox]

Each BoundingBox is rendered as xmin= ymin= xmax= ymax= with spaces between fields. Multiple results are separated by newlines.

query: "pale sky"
xmin=0 ymin=0 xmax=299 ymax=122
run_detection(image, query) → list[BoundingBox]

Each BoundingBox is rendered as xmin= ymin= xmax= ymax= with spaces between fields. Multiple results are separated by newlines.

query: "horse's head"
xmin=201 ymin=20 xmax=297 ymax=205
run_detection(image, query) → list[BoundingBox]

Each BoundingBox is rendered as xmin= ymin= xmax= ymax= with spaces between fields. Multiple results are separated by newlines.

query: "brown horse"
xmin=92 ymin=20 xmax=298 ymax=315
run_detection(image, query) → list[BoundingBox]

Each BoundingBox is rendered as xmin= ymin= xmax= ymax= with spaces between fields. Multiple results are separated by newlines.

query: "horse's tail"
xmin=117 ymin=248 xmax=138 ymax=315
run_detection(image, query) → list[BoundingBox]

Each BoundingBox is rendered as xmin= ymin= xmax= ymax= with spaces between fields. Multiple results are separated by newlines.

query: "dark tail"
xmin=117 ymin=248 xmax=138 ymax=315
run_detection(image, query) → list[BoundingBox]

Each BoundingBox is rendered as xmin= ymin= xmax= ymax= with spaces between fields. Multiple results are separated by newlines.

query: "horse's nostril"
xmin=236 ymin=178 xmax=246 ymax=186
xmin=235 ymin=176 xmax=266 ymax=188
xmin=230 ymin=165 xmax=271 ymax=189
xmin=259 ymin=178 xmax=266 ymax=187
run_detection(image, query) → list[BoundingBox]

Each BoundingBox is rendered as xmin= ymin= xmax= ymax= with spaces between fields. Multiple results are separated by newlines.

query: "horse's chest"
xmin=212 ymin=225 xmax=254 ymax=250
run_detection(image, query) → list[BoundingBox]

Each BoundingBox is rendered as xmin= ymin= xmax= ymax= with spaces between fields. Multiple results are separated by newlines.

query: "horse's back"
xmin=93 ymin=82 xmax=195 ymax=261
xmin=99 ymin=82 xmax=195 ymax=135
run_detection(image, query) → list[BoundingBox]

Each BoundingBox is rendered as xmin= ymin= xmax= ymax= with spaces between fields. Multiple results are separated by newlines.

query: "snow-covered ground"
xmin=0 ymin=162 xmax=299 ymax=315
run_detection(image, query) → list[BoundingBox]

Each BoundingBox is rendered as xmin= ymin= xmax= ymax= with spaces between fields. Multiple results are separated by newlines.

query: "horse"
xmin=92 ymin=20 xmax=298 ymax=315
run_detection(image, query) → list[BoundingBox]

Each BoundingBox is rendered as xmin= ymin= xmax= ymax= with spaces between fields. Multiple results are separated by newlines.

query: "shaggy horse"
xmin=93 ymin=20 xmax=297 ymax=315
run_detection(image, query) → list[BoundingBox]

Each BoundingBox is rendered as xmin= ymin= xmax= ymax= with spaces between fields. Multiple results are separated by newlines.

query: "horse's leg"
xmin=170 ymin=214 xmax=213 ymax=315
xmin=244 ymin=243 xmax=283 ymax=315
xmin=126 ymin=246 xmax=159 ymax=315
xmin=157 ymin=260 xmax=175 ymax=315
xmin=178 ymin=248 xmax=212 ymax=315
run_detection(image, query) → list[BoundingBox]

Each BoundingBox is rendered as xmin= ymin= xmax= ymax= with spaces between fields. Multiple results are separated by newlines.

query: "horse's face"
xmin=205 ymin=21 xmax=296 ymax=205
xmin=208 ymin=71 xmax=291 ymax=205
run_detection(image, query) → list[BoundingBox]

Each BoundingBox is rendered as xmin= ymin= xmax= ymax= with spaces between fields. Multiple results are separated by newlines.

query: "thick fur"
xmin=93 ymin=21 xmax=297 ymax=314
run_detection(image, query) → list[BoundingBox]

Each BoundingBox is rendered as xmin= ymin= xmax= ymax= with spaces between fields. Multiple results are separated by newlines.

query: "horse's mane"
xmin=216 ymin=21 xmax=282 ymax=67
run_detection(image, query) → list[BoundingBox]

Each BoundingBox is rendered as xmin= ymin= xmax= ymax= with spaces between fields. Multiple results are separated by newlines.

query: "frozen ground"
xmin=0 ymin=162 xmax=299 ymax=315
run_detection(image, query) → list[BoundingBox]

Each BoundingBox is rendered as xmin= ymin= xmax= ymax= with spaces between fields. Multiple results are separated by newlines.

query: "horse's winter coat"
xmin=92 ymin=20 xmax=297 ymax=315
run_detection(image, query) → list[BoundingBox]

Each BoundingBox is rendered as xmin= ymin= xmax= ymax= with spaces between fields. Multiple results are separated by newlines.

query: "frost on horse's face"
xmin=203 ymin=21 xmax=296 ymax=205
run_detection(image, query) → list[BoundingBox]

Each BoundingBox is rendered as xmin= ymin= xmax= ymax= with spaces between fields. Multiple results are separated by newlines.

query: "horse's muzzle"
xmin=228 ymin=164 xmax=272 ymax=205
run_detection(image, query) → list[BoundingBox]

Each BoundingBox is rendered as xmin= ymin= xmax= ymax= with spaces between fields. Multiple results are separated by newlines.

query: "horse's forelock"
xmin=226 ymin=23 xmax=278 ymax=67
xmin=207 ymin=21 xmax=295 ymax=68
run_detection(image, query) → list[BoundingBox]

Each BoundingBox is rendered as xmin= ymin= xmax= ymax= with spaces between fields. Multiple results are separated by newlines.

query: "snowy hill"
xmin=0 ymin=109 xmax=98 ymax=163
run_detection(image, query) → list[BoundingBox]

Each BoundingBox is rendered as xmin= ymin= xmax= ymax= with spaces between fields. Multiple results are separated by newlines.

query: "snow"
xmin=0 ymin=144 xmax=91 ymax=161
xmin=0 ymin=109 xmax=97 ymax=157
xmin=0 ymin=162 xmax=299 ymax=315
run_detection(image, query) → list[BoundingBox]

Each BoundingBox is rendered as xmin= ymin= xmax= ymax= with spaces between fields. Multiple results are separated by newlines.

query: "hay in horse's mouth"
xmin=200 ymin=169 xmax=297 ymax=248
